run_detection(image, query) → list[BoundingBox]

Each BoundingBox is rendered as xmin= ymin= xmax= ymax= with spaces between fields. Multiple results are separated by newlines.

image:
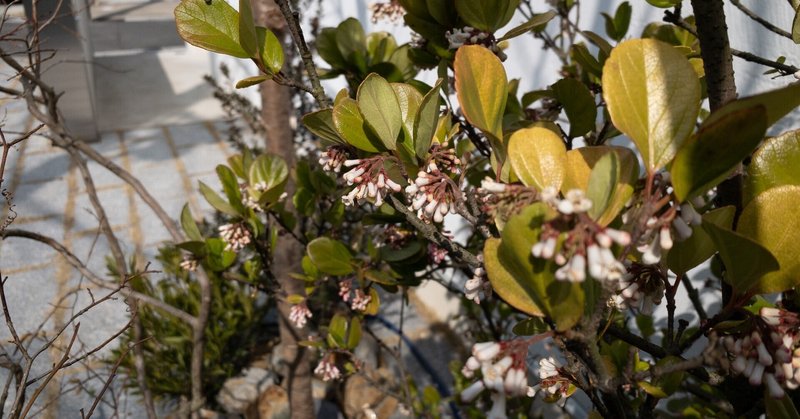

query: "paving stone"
xmin=11 ymin=180 xmax=68 ymax=221
xmin=180 ymin=139 xmax=228 ymax=176
xmin=168 ymin=122 xmax=217 ymax=149
xmin=18 ymin=151 xmax=71 ymax=184
xmin=125 ymin=134 xmax=175 ymax=170
xmin=73 ymin=187 xmax=131 ymax=229
xmin=0 ymin=266 xmax=59 ymax=339
xmin=0 ymin=218 xmax=61 ymax=271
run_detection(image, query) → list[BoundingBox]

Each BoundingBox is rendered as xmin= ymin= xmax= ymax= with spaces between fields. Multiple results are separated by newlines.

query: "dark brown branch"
xmin=690 ymin=0 xmax=737 ymax=110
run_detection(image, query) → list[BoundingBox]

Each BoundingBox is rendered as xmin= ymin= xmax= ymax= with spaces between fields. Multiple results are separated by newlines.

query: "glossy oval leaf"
xmin=336 ymin=18 xmax=367 ymax=63
xmin=358 ymin=74 xmax=402 ymax=150
xmin=302 ymin=109 xmax=344 ymax=146
xmin=181 ymin=204 xmax=203 ymax=241
xmin=586 ymin=151 xmax=619 ymax=221
xmin=455 ymin=0 xmax=520 ymax=32
xmin=738 ymin=185 xmax=800 ymax=294
xmin=704 ymin=83 xmax=800 ymax=129
xmin=703 ymin=222 xmax=780 ymax=295
xmin=671 ymin=106 xmax=768 ymax=201
xmin=666 ymin=206 xmax=735 ymax=275
xmin=551 ymin=78 xmax=597 ymax=138
xmin=602 ymin=38 xmax=701 ymax=171
xmin=257 ymin=27 xmax=284 ymax=74
xmin=333 ymin=98 xmax=383 ymax=152
xmin=199 ymin=181 xmax=239 ymax=216
xmin=307 ymin=237 xmax=354 ymax=276
xmin=745 ymin=129 xmax=800 ymax=205
xmin=499 ymin=10 xmax=557 ymax=41
xmin=497 ymin=203 xmax=584 ymax=330
xmin=508 ymin=127 xmax=566 ymax=191
xmin=454 ymin=45 xmax=508 ymax=141
xmin=249 ymin=154 xmax=288 ymax=203
xmin=238 ymin=0 xmax=258 ymax=57
xmin=174 ymin=0 xmax=249 ymax=58
xmin=563 ymin=146 xmax=639 ymax=226
xmin=414 ymin=79 xmax=443 ymax=158
xmin=235 ymin=75 xmax=270 ymax=89
xmin=484 ymin=238 xmax=544 ymax=317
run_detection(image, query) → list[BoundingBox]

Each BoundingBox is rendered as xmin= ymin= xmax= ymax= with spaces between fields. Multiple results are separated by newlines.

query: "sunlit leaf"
xmin=235 ymin=75 xmax=270 ymax=89
xmin=671 ymin=106 xmax=767 ymax=201
xmin=333 ymin=98 xmax=383 ymax=152
xmin=484 ymin=238 xmax=544 ymax=317
xmin=454 ymin=45 xmax=508 ymax=141
xmin=603 ymin=38 xmax=701 ymax=171
xmin=745 ymin=129 xmax=800 ymax=205
xmin=507 ymin=127 xmax=566 ymax=191
xmin=238 ymin=0 xmax=258 ymax=57
xmin=174 ymin=0 xmax=248 ymax=58
xmin=357 ymin=74 xmax=402 ymax=150
xmin=738 ymin=185 xmax=800 ymax=294
xmin=499 ymin=10 xmax=557 ymax=41
xmin=307 ymin=237 xmax=354 ymax=276
xmin=180 ymin=204 xmax=203 ymax=241
xmin=414 ymin=79 xmax=443 ymax=158
xmin=704 ymin=83 xmax=800 ymax=129
xmin=257 ymin=27 xmax=284 ymax=74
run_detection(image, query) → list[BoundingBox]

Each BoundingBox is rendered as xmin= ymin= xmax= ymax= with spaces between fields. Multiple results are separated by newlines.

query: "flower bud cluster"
xmin=608 ymin=263 xmax=665 ymax=315
xmin=461 ymin=341 xmax=534 ymax=414
xmin=369 ymin=0 xmax=404 ymax=23
xmin=351 ymin=289 xmax=372 ymax=312
xmin=671 ymin=199 xmax=703 ymax=241
xmin=712 ymin=307 xmax=800 ymax=398
xmin=530 ymin=189 xmax=630 ymax=285
xmin=445 ymin=26 xmax=507 ymax=60
xmin=179 ymin=257 xmax=199 ymax=272
xmin=464 ymin=264 xmax=492 ymax=304
xmin=314 ymin=354 xmax=342 ymax=382
xmin=537 ymin=357 xmax=573 ymax=398
xmin=289 ymin=302 xmax=313 ymax=329
xmin=635 ymin=217 xmax=674 ymax=265
xmin=218 ymin=222 xmax=252 ymax=252
xmin=405 ymin=161 xmax=462 ymax=223
xmin=318 ymin=145 xmax=350 ymax=173
xmin=341 ymin=157 xmax=403 ymax=207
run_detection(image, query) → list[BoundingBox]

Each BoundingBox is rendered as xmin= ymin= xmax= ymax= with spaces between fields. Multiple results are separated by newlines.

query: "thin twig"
xmin=730 ymin=0 xmax=792 ymax=39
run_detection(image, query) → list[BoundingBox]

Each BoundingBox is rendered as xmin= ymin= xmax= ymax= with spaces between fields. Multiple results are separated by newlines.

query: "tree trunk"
xmin=252 ymin=1 xmax=315 ymax=418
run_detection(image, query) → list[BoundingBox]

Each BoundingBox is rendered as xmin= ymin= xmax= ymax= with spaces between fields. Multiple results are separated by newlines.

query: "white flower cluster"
xmin=537 ymin=357 xmax=573 ymax=398
xmin=341 ymin=159 xmax=402 ymax=207
xmin=314 ymin=356 xmax=342 ymax=382
xmin=179 ymin=257 xmax=198 ymax=272
xmin=405 ymin=167 xmax=459 ymax=223
xmin=461 ymin=342 xmax=534 ymax=419
xmin=718 ymin=307 xmax=800 ymax=398
xmin=318 ymin=146 xmax=349 ymax=173
xmin=218 ymin=223 xmax=252 ymax=252
xmin=608 ymin=269 xmax=665 ymax=315
xmin=289 ymin=303 xmax=313 ymax=329
xmin=671 ymin=200 xmax=703 ymax=241
xmin=636 ymin=197 xmax=704 ymax=265
xmin=530 ymin=188 xmax=630 ymax=284
xmin=464 ymin=265 xmax=492 ymax=304
xmin=445 ymin=26 xmax=507 ymax=60
xmin=351 ymin=289 xmax=372 ymax=312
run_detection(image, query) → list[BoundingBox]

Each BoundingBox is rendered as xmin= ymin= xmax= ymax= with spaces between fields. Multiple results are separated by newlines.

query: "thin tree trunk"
xmin=252 ymin=1 xmax=315 ymax=418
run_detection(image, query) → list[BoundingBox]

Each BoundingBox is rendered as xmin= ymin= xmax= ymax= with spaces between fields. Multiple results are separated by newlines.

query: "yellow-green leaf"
xmin=738 ymin=185 xmax=800 ymax=294
xmin=257 ymin=27 xmax=284 ymax=74
xmin=703 ymin=221 xmax=780 ymax=295
xmin=483 ymin=238 xmax=544 ymax=317
xmin=671 ymin=106 xmax=767 ymax=201
xmin=602 ymin=38 xmax=701 ymax=171
xmin=562 ymin=146 xmax=638 ymax=225
xmin=454 ymin=45 xmax=508 ymax=141
xmin=302 ymin=109 xmax=344 ymax=146
xmin=499 ymin=10 xmax=557 ymax=41
xmin=235 ymin=75 xmax=270 ymax=89
xmin=238 ymin=0 xmax=258 ymax=57
xmin=793 ymin=5 xmax=800 ymax=44
xmin=704 ymin=83 xmax=800 ymax=129
xmin=414 ymin=79 xmax=444 ymax=158
xmin=333 ymin=97 xmax=382 ymax=152
xmin=745 ymin=129 xmax=800 ymax=205
xmin=174 ymin=0 xmax=248 ymax=58
xmin=357 ymin=74 xmax=402 ymax=150
xmin=507 ymin=127 xmax=566 ymax=191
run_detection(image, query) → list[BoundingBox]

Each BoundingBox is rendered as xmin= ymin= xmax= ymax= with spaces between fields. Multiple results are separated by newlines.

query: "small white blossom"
xmin=289 ymin=303 xmax=312 ymax=329
xmin=219 ymin=223 xmax=252 ymax=252
xmin=314 ymin=357 xmax=341 ymax=381
xmin=351 ymin=289 xmax=372 ymax=312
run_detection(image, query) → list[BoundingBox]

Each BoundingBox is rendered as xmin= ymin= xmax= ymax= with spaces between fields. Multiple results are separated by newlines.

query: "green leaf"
xmin=307 ymin=237 xmax=354 ymax=276
xmin=602 ymin=38 xmax=701 ymax=171
xmin=498 ymin=10 xmax=557 ymax=41
xmin=484 ymin=238 xmax=544 ymax=317
xmin=357 ymin=74 xmax=403 ymax=150
xmin=238 ymin=0 xmax=258 ymax=57
xmin=793 ymin=5 xmax=800 ymax=44
xmin=704 ymin=83 xmax=800 ymax=129
xmin=507 ymin=127 xmax=566 ymax=191
xmin=346 ymin=317 xmax=362 ymax=350
xmin=563 ymin=146 xmax=638 ymax=226
xmin=512 ymin=317 xmax=549 ymax=335
xmin=174 ymin=0 xmax=249 ymax=58
xmin=645 ymin=0 xmax=680 ymax=7
xmin=248 ymin=154 xmax=288 ymax=204
xmin=454 ymin=45 xmax=508 ymax=141
xmin=333 ymin=97 xmax=383 ymax=152
xmin=671 ymin=106 xmax=768 ymax=201
xmin=765 ymin=388 xmax=800 ymax=419
xmin=586 ymin=151 xmax=619 ymax=221
xmin=571 ymin=43 xmax=603 ymax=77
xmin=317 ymin=28 xmax=347 ymax=68
xmin=235 ymin=75 xmax=270 ymax=89
xmin=302 ymin=109 xmax=344 ymax=146
xmin=256 ymin=27 xmax=284 ymax=74
xmin=551 ymin=78 xmax=597 ymax=137
xmin=414 ymin=78 xmax=443 ymax=158
xmin=391 ymin=83 xmax=422 ymax=159
xmin=703 ymin=221 xmax=780 ymax=294
xmin=745 ymin=129 xmax=800 ymax=205
xmin=602 ymin=1 xmax=631 ymax=42
xmin=336 ymin=18 xmax=366 ymax=64
xmin=199 ymin=181 xmax=239 ymax=216
xmin=738 ymin=185 xmax=800 ymax=294
xmin=497 ymin=204 xmax=584 ymax=330
xmin=455 ymin=0 xmax=520 ymax=32
xmin=667 ymin=206 xmax=735 ymax=275
xmin=180 ymin=204 xmax=203 ymax=241
xmin=328 ymin=314 xmax=347 ymax=347
xmin=217 ymin=164 xmax=246 ymax=213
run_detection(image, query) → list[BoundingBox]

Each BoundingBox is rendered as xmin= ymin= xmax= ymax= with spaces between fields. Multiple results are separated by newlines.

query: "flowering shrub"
xmin=173 ymin=0 xmax=800 ymax=416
